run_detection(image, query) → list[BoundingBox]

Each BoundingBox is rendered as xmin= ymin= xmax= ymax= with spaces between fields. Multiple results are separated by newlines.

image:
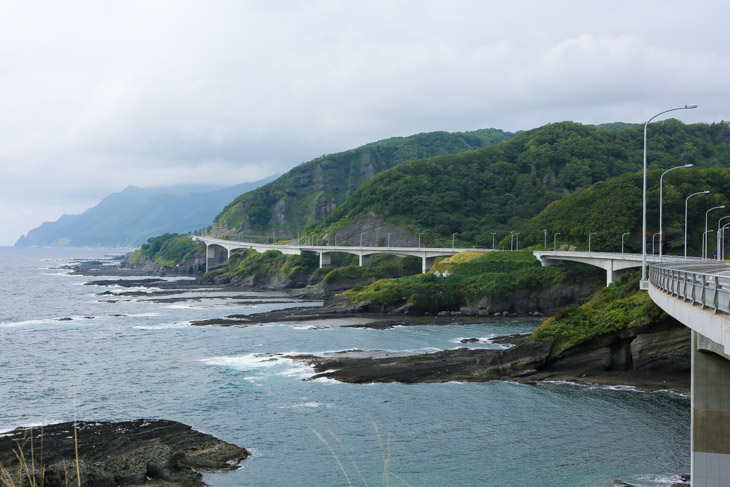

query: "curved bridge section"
xmin=649 ymin=262 xmax=730 ymax=486
xmin=534 ymin=250 xmax=702 ymax=286
xmin=192 ymin=235 xmax=495 ymax=273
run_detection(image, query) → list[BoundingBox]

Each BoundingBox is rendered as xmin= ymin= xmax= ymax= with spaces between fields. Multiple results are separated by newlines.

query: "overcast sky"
xmin=2 ymin=1 xmax=729 ymax=245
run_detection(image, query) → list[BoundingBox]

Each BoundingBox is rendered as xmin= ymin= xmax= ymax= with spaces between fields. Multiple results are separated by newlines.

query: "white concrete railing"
xmin=649 ymin=263 xmax=730 ymax=315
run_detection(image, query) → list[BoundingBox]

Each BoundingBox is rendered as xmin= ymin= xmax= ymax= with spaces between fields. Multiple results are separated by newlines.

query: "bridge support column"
xmin=319 ymin=252 xmax=331 ymax=269
xmin=691 ymin=331 xmax=730 ymax=486
xmin=205 ymin=244 xmax=215 ymax=273
xmin=422 ymin=256 xmax=436 ymax=274
xmin=606 ymin=266 xmax=630 ymax=287
xmin=359 ymin=255 xmax=371 ymax=267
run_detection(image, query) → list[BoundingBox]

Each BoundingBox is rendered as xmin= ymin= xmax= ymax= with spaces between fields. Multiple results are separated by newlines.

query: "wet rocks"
xmin=0 ymin=419 xmax=248 ymax=487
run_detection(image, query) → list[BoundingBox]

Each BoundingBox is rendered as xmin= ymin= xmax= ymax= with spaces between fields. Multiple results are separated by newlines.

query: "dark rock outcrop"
xmin=309 ymin=318 xmax=690 ymax=389
xmin=0 ymin=419 xmax=248 ymax=487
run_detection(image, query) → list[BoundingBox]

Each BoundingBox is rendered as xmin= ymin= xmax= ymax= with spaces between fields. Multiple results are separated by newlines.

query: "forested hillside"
xmin=210 ymin=128 xmax=513 ymax=238
xmin=310 ymin=121 xmax=730 ymax=248
xmin=519 ymin=167 xmax=730 ymax=256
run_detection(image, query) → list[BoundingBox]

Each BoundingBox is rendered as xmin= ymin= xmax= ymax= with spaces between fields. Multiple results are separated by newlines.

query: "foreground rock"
xmin=0 ymin=419 xmax=248 ymax=487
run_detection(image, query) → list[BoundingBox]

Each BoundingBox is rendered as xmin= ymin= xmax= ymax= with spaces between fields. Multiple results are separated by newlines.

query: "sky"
xmin=2 ymin=0 xmax=730 ymax=246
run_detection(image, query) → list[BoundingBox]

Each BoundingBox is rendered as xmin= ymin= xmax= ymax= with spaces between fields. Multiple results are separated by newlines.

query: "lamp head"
xmin=703 ymin=191 xmax=711 ymax=194
xmin=685 ymin=104 xmax=698 ymax=109
xmin=685 ymin=164 xmax=694 ymax=168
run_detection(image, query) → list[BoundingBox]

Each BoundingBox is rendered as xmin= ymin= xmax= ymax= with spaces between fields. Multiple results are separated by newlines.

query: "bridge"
xmin=533 ymin=250 xmax=704 ymax=287
xmin=192 ymin=235 xmax=496 ymax=274
xmin=535 ymin=249 xmax=730 ymax=485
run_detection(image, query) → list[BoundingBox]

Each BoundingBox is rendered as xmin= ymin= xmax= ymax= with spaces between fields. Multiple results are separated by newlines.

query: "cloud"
xmin=1 ymin=0 xmax=730 ymax=244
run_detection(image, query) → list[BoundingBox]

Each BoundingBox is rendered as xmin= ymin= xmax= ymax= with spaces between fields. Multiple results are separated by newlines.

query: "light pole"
xmin=515 ymin=232 xmax=520 ymax=251
xmin=642 ymin=104 xmax=697 ymax=288
xmin=543 ymin=229 xmax=547 ymax=250
xmin=452 ymin=233 xmax=458 ymax=249
xmin=652 ymin=232 xmax=659 ymax=256
xmin=297 ymin=232 xmax=300 ymax=246
xmin=659 ymin=164 xmax=693 ymax=261
xmin=716 ymin=216 xmax=730 ymax=261
xmin=621 ymin=232 xmax=629 ymax=256
xmin=510 ymin=232 xmax=514 ymax=251
xmin=703 ymin=230 xmax=715 ymax=260
xmin=418 ymin=233 xmax=423 ymax=249
xmin=722 ymin=223 xmax=730 ymax=261
xmin=685 ymin=191 xmax=709 ymax=259
xmin=387 ymin=233 xmax=393 ymax=248
xmin=360 ymin=233 xmax=364 ymax=247
xmin=705 ymin=205 xmax=725 ymax=260
xmin=491 ymin=232 xmax=496 ymax=250
xmin=588 ymin=232 xmax=596 ymax=254
xmin=553 ymin=232 xmax=560 ymax=254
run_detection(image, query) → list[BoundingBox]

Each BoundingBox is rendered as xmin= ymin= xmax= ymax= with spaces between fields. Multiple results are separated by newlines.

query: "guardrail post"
xmin=713 ymin=275 xmax=720 ymax=312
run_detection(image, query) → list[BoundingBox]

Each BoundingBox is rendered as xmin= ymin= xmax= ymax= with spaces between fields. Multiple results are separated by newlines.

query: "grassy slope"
xmin=529 ymin=270 xmax=664 ymax=354
xmin=344 ymin=251 xmax=601 ymax=313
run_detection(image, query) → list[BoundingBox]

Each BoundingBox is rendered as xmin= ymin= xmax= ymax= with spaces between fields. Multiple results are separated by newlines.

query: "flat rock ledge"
xmin=0 ymin=419 xmax=248 ymax=487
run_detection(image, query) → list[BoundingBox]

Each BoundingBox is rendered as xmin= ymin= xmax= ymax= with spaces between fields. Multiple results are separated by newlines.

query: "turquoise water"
xmin=0 ymin=247 xmax=690 ymax=486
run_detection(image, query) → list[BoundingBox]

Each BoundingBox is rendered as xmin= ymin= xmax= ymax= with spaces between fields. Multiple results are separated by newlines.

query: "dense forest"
xmin=211 ymin=128 xmax=514 ymax=238
xmin=519 ymin=167 xmax=730 ymax=256
xmin=309 ymin=121 xmax=730 ymax=248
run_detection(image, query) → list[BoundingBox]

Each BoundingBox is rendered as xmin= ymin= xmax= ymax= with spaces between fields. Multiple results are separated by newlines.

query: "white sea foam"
xmin=278 ymin=401 xmax=331 ymax=409
xmin=127 ymin=312 xmax=160 ymax=317
xmin=0 ymin=319 xmax=51 ymax=328
xmin=162 ymin=304 xmax=206 ymax=310
xmin=201 ymin=353 xmax=291 ymax=370
xmin=133 ymin=322 xmax=190 ymax=330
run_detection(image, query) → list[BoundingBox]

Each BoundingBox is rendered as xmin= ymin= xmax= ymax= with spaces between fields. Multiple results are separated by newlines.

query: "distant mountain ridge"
xmin=15 ymin=176 xmax=277 ymax=248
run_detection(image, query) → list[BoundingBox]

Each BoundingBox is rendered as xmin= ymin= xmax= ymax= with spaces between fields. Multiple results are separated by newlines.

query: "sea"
xmin=0 ymin=247 xmax=690 ymax=487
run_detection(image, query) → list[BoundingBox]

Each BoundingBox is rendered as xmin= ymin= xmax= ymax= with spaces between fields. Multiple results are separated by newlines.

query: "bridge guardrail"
xmin=650 ymin=264 xmax=730 ymax=315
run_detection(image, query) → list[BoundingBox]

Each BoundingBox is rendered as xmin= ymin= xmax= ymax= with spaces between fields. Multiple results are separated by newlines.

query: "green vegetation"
xmin=311 ymin=121 xmax=730 ymax=248
xmin=212 ymin=128 xmax=514 ymax=236
xmin=127 ymin=234 xmax=204 ymax=266
xmin=530 ymin=271 xmax=664 ymax=354
xmin=520 ymin=167 xmax=730 ymax=255
xmin=206 ymin=249 xmax=422 ymax=285
xmin=344 ymin=252 xmax=601 ymax=313
xmin=206 ymin=249 xmax=320 ymax=281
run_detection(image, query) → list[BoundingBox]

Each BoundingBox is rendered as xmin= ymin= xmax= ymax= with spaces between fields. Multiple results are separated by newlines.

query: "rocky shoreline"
xmin=0 ymin=419 xmax=247 ymax=487
xmin=70 ymin=259 xmax=691 ymax=393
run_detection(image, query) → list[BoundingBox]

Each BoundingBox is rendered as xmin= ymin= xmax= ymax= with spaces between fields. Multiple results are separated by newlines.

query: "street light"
xmin=588 ymin=232 xmax=596 ymax=254
xmin=387 ymin=233 xmax=393 ymax=248
xmin=543 ymin=229 xmax=547 ymax=250
xmin=722 ymin=223 xmax=730 ymax=261
xmin=621 ymin=232 xmax=630 ymax=256
xmin=716 ymin=216 xmax=730 ymax=261
xmin=360 ymin=233 xmax=365 ymax=247
xmin=515 ymin=232 xmax=520 ymax=251
xmin=452 ymin=232 xmax=458 ymax=249
xmin=491 ymin=232 xmax=496 ymax=250
xmin=553 ymin=232 xmax=560 ymax=255
xmin=652 ymin=232 xmax=659 ymax=255
xmin=659 ymin=164 xmax=693 ymax=261
xmin=642 ymin=104 xmax=697 ymax=287
xmin=703 ymin=230 xmax=715 ymax=260
xmin=705 ymin=205 xmax=725 ymax=260
xmin=685 ymin=191 xmax=709 ymax=259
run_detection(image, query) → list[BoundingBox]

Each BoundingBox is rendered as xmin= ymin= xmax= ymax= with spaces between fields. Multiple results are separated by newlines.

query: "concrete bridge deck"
xmin=192 ymin=235 xmax=496 ymax=273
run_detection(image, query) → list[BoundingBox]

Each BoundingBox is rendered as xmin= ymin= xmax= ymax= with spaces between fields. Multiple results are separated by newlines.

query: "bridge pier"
xmin=359 ymin=255 xmax=371 ymax=267
xmin=319 ymin=252 xmax=331 ymax=269
xmin=691 ymin=331 xmax=730 ymax=486
xmin=422 ymin=256 xmax=436 ymax=274
xmin=205 ymin=244 xmax=215 ymax=273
